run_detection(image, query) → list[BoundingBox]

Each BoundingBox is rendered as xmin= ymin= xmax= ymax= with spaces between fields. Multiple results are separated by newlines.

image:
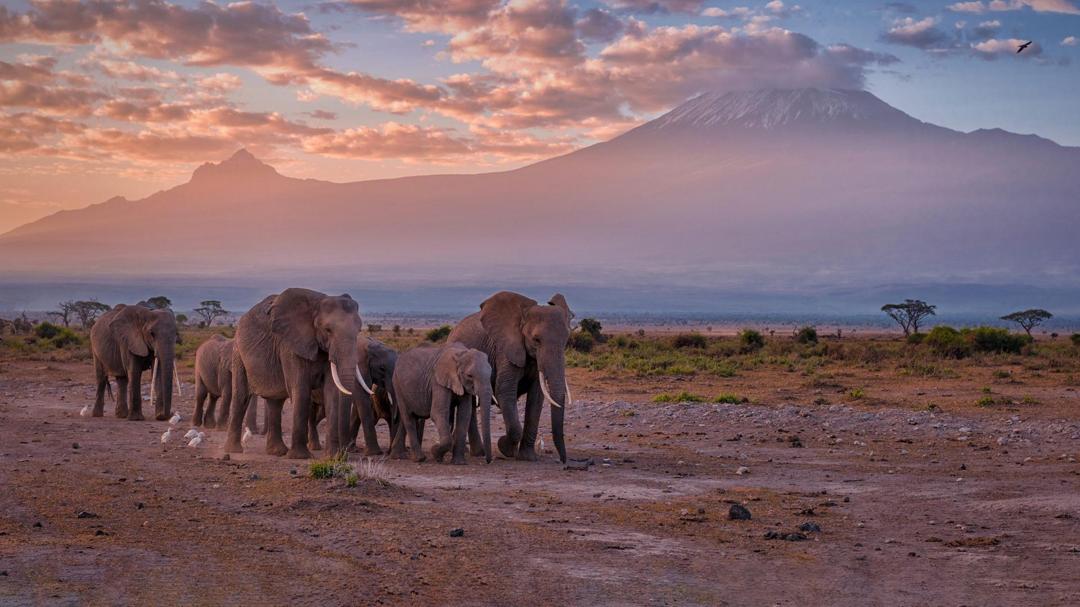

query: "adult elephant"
xmin=223 ymin=288 xmax=369 ymax=459
xmin=318 ymin=336 xmax=398 ymax=454
xmin=89 ymin=303 xmax=180 ymax=421
xmin=447 ymin=291 xmax=573 ymax=462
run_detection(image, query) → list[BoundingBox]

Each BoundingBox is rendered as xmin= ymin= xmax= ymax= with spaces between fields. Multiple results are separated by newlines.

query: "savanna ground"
xmin=1 ymin=325 xmax=1079 ymax=606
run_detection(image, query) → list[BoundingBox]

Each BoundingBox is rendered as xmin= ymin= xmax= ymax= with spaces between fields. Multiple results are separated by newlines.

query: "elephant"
xmin=390 ymin=342 xmax=492 ymax=465
xmin=192 ymin=335 xmax=259 ymax=432
xmin=321 ymin=336 xmax=399 ymax=454
xmin=447 ymin=291 xmax=573 ymax=463
xmin=223 ymin=288 xmax=370 ymax=459
xmin=89 ymin=303 xmax=180 ymax=421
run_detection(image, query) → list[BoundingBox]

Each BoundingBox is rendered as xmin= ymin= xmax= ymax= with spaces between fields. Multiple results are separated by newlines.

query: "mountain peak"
xmin=647 ymin=88 xmax=915 ymax=131
xmin=190 ymin=148 xmax=279 ymax=185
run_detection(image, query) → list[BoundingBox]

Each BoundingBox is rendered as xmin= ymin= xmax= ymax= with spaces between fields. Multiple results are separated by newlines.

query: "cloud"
xmin=825 ymin=43 xmax=901 ymax=66
xmin=1063 ymin=35 xmax=1078 ymax=46
xmin=972 ymin=37 xmax=1043 ymax=58
xmin=881 ymin=17 xmax=950 ymax=49
xmin=602 ymin=0 xmax=705 ymax=14
xmin=972 ymin=19 xmax=1001 ymax=39
xmin=576 ymin=8 xmax=624 ymax=42
xmin=948 ymin=0 xmax=1080 ymax=14
xmin=323 ymin=0 xmax=500 ymax=33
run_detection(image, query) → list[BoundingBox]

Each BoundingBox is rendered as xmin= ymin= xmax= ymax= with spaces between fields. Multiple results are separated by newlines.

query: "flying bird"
xmin=1017 ymin=41 xmax=1032 ymax=53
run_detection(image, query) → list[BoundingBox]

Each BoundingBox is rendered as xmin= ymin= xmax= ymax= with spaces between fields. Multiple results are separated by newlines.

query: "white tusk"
xmin=565 ymin=379 xmax=572 ymax=408
xmin=387 ymin=391 xmax=394 ymax=406
xmin=174 ymin=360 xmax=182 ymax=397
xmin=355 ymin=365 xmax=375 ymax=395
xmin=474 ymin=394 xmax=479 ymax=409
xmin=538 ymin=371 xmax=562 ymax=409
xmin=150 ymin=356 xmax=157 ymax=403
xmin=330 ymin=362 xmax=352 ymax=396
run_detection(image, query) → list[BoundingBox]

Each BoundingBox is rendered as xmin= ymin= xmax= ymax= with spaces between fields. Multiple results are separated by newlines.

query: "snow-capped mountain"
xmin=1 ymin=88 xmax=1077 ymax=292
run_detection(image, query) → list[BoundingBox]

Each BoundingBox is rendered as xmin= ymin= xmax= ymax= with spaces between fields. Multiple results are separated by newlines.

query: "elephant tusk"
xmin=355 ymin=365 xmax=375 ymax=395
xmin=330 ymin=362 xmax=352 ymax=396
xmin=538 ymin=371 xmax=562 ymax=409
xmin=174 ymin=360 xmax=182 ymax=397
xmin=565 ymin=379 xmax=572 ymax=408
xmin=387 ymin=391 xmax=394 ymax=406
xmin=474 ymin=394 xmax=479 ymax=409
xmin=150 ymin=358 xmax=158 ymax=405
xmin=492 ymin=394 xmax=500 ymax=410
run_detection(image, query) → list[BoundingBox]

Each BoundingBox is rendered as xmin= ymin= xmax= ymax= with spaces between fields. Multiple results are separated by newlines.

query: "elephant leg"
xmin=264 ymin=398 xmax=288 ymax=457
xmin=356 ymin=393 xmax=382 ymax=456
xmin=126 ymin=360 xmax=144 ymax=421
xmin=517 ymin=380 xmax=543 ymax=462
xmin=114 ymin=376 xmax=129 ymax=419
xmin=308 ymin=410 xmax=322 ymax=451
xmin=245 ymin=397 xmax=261 ymax=434
xmin=193 ymin=380 xmax=208 ymax=427
xmin=495 ymin=373 xmax=522 ymax=458
xmin=407 ymin=415 xmax=427 ymax=463
xmin=216 ymin=381 xmax=232 ymax=430
xmin=451 ymin=398 xmax=473 ymax=465
xmin=93 ymin=362 xmax=108 ymax=418
xmin=346 ymin=403 xmax=363 ymax=453
xmin=285 ymin=376 xmax=313 ymax=459
xmin=430 ymin=403 xmax=454 ymax=464
xmin=224 ymin=365 xmax=250 ymax=454
xmin=204 ymin=394 xmax=219 ymax=429
xmin=467 ymin=411 xmax=484 ymax=457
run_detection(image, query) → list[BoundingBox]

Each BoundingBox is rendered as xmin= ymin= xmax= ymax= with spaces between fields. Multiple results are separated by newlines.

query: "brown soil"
xmin=1 ymin=357 xmax=1079 ymax=606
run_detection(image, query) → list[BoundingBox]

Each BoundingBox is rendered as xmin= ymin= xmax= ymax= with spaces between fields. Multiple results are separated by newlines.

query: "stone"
xmin=728 ymin=504 xmax=752 ymax=520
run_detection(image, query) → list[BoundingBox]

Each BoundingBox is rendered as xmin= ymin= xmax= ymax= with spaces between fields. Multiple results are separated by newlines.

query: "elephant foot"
xmin=497 ymin=434 xmax=518 ymax=459
xmin=266 ymin=441 xmax=289 ymax=457
xmin=154 ymin=412 xmax=168 ymax=422
xmin=92 ymin=407 xmax=104 ymax=418
xmin=193 ymin=415 xmax=204 ymax=427
xmin=516 ymin=445 xmax=539 ymax=462
xmin=469 ymin=444 xmax=485 ymax=457
xmin=390 ymin=450 xmax=407 ymax=460
xmin=223 ymin=437 xmax=244 ymax=454
xmin=286 ymin=445 xmax=313 ymax=460
xmin=410 ymin=452 xmax=427 ymax=463
xmin=451 ymin=455 xmax=468 ymax=465
xmin=127 ymin=411 xmax=144 ymax=421
xmin=431 ymin=446 xmax=449 ymax=463
xmin=309 ymin=439 xmax=323 ymax=451
xmin=115 ymin=408 xmax=128 ymax=419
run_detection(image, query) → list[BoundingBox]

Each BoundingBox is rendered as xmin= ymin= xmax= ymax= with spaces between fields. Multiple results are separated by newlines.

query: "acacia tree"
xmin=881 ymin=299 xmax=936 ymax=336
xmin=48 ymin=300 xmax=78 ymax=327
xmin=194 ymin=300 xmax=227 ymax=327
xmin=1001 ymin=309 xmax=1052 ymax=337
xmin=73 ymin=300 xmax=111 ymax=328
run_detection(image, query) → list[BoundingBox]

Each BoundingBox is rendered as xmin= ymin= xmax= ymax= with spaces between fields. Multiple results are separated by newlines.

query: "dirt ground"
xmin=2 ymin=353 xmax=1079 ymax=606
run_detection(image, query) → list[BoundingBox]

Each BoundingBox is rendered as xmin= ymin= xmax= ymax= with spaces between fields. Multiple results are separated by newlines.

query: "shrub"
xmin=49 ymin=327 xmax=83 ymax=348
xmin=568 ymin=332 xmax=595 ymax=353
xmin=425 ymin=325 xmax=452 ymax=342
xmin=795 ymin=326 xmax=818 ymax=344
xmin=713 ymin=393 xmax=748 ymax=404
xmin=963 ymin=326 xmax=1030 ymax=354
xmin=1071 ymin=333 xmax=1080 ymax=347
xmin=848 ymin=387 xmax=865 ymax=399
xmin=739 ymin=329 xmax=765 ymax=352
xmin=309 ymin=455 xmax=352 ymax=479
xmin=673 ymin=333 xmax=707 ymax=349
xmin=653 ymin=391 xmax=706 ymax=403
xmin=925 ymin=326 xmax=968 ymax=358
xmin=906 ymin=332 xmax=926 ymax=344
xmin=34 ymin=322 xmax=62 ymax=340
xmin=579 ymin=318 xmax=603 ymax=340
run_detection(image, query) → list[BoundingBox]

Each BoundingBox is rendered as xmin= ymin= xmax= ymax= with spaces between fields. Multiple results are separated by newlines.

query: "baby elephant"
xmin=391 ymin=342 xmax=492 ymax=464
xmin=193 ymin=335 xmax=257 ymax=432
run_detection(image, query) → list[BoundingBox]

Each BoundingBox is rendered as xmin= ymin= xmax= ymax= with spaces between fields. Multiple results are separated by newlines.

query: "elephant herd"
xmin=87 ymin=289 xmax=575 ymax=464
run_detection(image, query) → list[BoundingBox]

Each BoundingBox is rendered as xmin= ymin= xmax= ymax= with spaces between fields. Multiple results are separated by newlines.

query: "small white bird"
xmin=242 ymin=428 xmax=253 ymax=444
xmin=187 ymin=435 xmax=203 ymax=448
xmin=169 ymin=412 xmax=182 ymax=425
xmin=80 ymin=405 xmax=90 ymax=417
xmin=184 ymin=428 xmax=199 ymax=440
xmin=160 ymin=428 xmax=173 ymax=443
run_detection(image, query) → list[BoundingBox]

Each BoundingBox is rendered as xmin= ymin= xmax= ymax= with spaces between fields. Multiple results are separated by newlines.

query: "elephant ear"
xmin=548 ymin=293 xmax=573 ymax=330
xmin=435 ymin=347 xmax=465 ymax=396
xmin=479 ymin=291 xmax=535 ymax=368
xmin=269 ymin=288 xmax=322 ymax=361
xmin=109 ymin=305 xmax=149 ymax=357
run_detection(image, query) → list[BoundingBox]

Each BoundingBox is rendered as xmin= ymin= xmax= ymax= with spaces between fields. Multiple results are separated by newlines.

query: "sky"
xmin=1 ymin=0 xmax=1079 ymax=233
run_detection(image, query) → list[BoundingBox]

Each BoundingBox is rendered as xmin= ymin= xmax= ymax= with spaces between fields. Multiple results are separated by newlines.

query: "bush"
xmin=579 ymin=318 xmax=603 ymax=340
xmin=1071 ymin=333 xmax=1080 ymax=347
xmin=713 ymin=393 xmax=748 ymax=404
xmin=568 ymin=332 xmax=595 ymax=353
xmin=795 ymin=326 xmax=818 ymax=344
xmin=906 ymin=332 xmax=926 ymax=344
xmin=49 ymin=327 xmax=83 ymax=348
xmin=673 ymin=333 xmax=707 ymax=349
xmin=739 ymin=329 xmax=765 ymax=352
xmin=653 ymin=391 xmax=706 ymax=403
xmin=425 ymin=325 xmax=452 ymax=342
xmin=963 ymin=326 xmax=1030 ymax=354
xmin=34 ymin=322 xmax=62 ymax=340
xmin=925 ymin=326 xmax=968 ymax=358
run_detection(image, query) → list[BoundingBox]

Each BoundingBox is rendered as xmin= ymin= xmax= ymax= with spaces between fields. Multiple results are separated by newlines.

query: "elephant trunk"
xmin=155 ymin=340 xmax=175 ymax=419
xmin=538 ymin=347 xmax=568 ymax=463
xmin=329 ymin=345 xmax=359 ymax=454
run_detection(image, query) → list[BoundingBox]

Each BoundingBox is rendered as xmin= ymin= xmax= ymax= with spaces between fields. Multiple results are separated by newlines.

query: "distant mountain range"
xmin=2 ymin=88 xmax=1078 ymax=311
